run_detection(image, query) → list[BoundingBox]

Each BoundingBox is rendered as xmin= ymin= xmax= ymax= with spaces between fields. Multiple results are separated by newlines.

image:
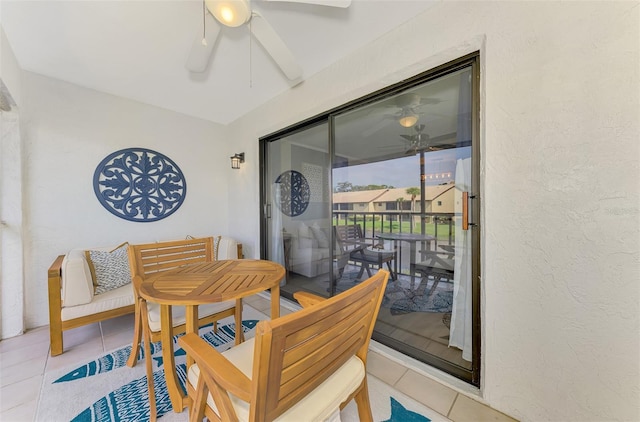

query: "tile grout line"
xmin=391 ymin=366 xmax=409 ymax=389
xmin=446 ymin=392 xmax=460 ymax=419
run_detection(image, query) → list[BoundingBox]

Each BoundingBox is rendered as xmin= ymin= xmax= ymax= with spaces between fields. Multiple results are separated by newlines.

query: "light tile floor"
xmin=0 ymin=295 xmax=517 ymax=422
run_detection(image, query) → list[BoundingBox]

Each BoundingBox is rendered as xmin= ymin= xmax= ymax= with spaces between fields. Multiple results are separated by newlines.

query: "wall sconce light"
xmin=230 ymin=152 xmax=245 ymax=169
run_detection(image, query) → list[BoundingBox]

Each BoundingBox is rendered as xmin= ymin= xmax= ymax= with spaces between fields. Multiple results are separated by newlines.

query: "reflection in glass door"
xmin=331 ymin=66 xmax=476 ymax=380
xmin=261 ymin=55 xmax=479 ymax=385
xmin=262 ymin=122 xmax=334 ymax=300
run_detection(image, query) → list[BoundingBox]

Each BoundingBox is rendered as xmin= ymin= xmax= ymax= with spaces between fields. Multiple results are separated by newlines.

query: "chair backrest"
xmin=334 ymin=224 xmax=369 ymax=254
xmin=128 ymin=237 xmax=214 ymax=296
xmin=249 ymin=269 xmax=389 ymax=421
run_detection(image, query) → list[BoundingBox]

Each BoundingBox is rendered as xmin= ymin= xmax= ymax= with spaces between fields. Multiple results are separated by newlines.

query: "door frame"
xmin=260 ymin=52 xmax=481 ymax=386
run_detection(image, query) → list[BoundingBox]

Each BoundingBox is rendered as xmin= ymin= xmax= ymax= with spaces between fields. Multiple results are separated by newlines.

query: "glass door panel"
xmin=263 ymin=122 xmax=333 ymax=299
xmin=332 ymin=66 xmax=474 ymax=378
xmin=261 ymin=56 xmax=479 ymax=385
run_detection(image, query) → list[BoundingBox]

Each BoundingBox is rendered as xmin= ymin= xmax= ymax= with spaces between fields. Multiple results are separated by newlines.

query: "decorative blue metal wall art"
xmin=275 ymin=170 xmax=310 ymax=217
xmin=93 ymin=148 xmax=187 ymax=222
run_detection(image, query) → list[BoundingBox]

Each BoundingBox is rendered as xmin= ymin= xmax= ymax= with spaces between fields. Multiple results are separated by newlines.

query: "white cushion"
xmin=187 ymin=337 xmax=364 ymax=421
xmin=146 ymin=300 xmax=235 ymax=333
xmin=61 ymin=247 xmax=112 ymax=307
xmin=217 ymin=237 xmax=239 ymax=260
xmin=310 ymin=222 xmax=330 ymax=249
xmin=61 ymin=283 xmax=134 ymax=321
xmin=298 ymin=222 xmax=312 ymax=239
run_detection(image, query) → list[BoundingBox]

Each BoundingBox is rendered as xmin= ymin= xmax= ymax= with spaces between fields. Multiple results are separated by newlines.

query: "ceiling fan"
xmin=390 ymin=93 xmax=441 ymax=127
xmin=186 ymin=0 xmax=351 ymax=80
xmin=399 ymin=124 xmax=444 ymax=155
xmin=362 ymin=93 xmax=442 ymax=137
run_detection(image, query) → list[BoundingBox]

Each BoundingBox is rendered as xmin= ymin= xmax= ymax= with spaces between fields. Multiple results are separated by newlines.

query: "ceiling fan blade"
xmin=419 ymin=97 xmax=442 ymax=105
xmin=250 ymin=12 xmax=302 ymax=80
xmin=185 ymin=13 xmax=221 ymax=73
xmin=362 ymin=119 xmax=390 ymax=138
xmin=262 ymin=0 xmax=351 ymax=7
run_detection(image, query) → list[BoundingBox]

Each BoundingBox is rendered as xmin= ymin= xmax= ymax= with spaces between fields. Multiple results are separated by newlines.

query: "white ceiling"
xmin=1 ymin=0 xmax=436 ymax=125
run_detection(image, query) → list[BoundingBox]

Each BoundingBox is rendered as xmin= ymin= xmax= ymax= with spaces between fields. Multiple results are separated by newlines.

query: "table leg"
xmin=393 ymin=239 xmax=399 ymax=277
xmin=160 ymin=305 xmax=184 ymax=412
xmin=234 ymin=299 xmax=243 ymax=345
xmin=185 ymin=305 xmax=198 ymax=369
xmin=409 ymin=242 xmax=417 ymax=289
xmin=271 ymin=284 xmax=280 ymax=319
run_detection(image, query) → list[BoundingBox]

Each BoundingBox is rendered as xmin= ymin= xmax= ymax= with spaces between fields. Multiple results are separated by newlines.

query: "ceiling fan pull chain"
xmin=201 ymin=0 xmax=207 ymax=46
xmin=249 ymin=17 xmax=253 ymax=88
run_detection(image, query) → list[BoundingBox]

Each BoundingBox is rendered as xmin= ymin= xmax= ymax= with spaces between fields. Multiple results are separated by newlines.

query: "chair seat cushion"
xmin=146 ymin=300 xmax=235 ymax=333
xmin=415 ymin=257 xmax=454 ymax=273
xmin=351 ymin=248 xmax=395 ymax=263
xmin=187 ymin=337 xmax=365 ymax=421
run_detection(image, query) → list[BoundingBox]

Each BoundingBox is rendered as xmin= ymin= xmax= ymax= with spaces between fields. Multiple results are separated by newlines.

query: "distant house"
xmin=332 ymin=182 xmax=455 ymax=219
xmin=332 ymin=189 xmax=387 ymax=214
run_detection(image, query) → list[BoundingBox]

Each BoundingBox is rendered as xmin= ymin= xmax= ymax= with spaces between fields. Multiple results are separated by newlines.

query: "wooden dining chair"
xmin=127 ymin=237 xmax=238 ymax=420
xmin=178 ymin=269 xmax=390 ymax=422
xmin=126 ymin=237 xmax=237 ymax=369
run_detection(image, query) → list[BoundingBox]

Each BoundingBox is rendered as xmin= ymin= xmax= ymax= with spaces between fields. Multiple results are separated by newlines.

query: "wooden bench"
xmin=47 ymin=237 xmax=242 ymax=356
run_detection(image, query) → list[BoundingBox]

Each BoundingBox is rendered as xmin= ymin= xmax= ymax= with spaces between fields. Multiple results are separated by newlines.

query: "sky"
xmin=332 ymin=147 xmax=470 ymax=190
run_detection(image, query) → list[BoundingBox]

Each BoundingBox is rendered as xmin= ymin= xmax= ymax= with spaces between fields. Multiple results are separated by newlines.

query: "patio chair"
xmin=178 ymin=269 xmax=390 ymax=422
xmin=414 ymin=245 xmax=454 ymax=296
xmin=334 ymin=224 xmax=396 ymax=281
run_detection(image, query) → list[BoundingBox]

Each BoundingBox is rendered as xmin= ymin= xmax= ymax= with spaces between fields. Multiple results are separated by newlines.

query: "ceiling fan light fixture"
xmin=398 ymin=110 xmax=418 ymax=128
xmin=206 ymin=0 xmax=251 ymax=27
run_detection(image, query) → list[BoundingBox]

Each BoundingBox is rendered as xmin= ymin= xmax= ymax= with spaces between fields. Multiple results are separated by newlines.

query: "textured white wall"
xmin=1 ymin=27 xmax=21 ymax=105
xmin=227 ymin=2 xmax=640 ymax=422
xmin=0 ymin=111 xmax=24 ymax=339
xmin=0 ymin=26 xmax=25 ymax=339
xmin=20 ymin=72 xmax=232 ymax=328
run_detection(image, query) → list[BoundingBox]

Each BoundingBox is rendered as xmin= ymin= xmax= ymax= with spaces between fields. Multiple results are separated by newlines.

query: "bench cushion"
xmin=61 ymin=282 xmax=134 ymax=321
xmin=61 ymin=247 xmax=109 ymax=307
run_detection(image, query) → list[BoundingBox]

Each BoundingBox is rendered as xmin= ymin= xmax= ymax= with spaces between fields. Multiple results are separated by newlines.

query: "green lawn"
xmin=333 ymin=216 xmax=454 ymax=241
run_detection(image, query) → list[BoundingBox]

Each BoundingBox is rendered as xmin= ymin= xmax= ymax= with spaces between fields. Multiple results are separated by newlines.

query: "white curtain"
xmin=270 ymin=183 xmax=285 ymax=285
xmin=449 ymin=157 xmax=472 ymax=361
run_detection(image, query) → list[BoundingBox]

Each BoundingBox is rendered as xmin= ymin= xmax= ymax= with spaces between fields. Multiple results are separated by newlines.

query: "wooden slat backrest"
xmin=335 ymin=224 xmax=370 ymax=254
xmin=249 ymin=269 xmax=389 ymax=421
xmin=335 ymin=224 xmax=362 ymax=242
xmin=128 ymin=237 xmax=214 ymax=295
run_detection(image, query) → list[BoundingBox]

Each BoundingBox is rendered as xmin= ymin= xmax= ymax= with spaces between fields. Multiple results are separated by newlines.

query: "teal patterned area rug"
xmin=37 ymin=317 xmax=446 ymax=422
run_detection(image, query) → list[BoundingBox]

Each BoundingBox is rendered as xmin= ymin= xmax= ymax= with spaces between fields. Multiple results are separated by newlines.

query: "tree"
xmin=335 ymin=181 xmax=353 ymax=192
xmin=405 ymin=187 xmax=421 ymax=229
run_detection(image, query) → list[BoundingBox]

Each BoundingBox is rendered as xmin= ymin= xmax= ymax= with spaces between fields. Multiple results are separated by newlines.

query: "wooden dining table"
xmin=138 ymin=259 xmax=286 ymax=412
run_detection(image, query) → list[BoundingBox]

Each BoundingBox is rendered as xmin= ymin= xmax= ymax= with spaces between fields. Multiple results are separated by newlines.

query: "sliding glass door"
xmin=261 ymin=54 xmax=480 ymax=385
xmin=331 ymin=65 xmax=476 ymax=379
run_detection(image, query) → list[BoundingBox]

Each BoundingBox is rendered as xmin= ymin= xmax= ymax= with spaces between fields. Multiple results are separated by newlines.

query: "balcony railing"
xmin=332 ymin=210 xmax=455 ymax=276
